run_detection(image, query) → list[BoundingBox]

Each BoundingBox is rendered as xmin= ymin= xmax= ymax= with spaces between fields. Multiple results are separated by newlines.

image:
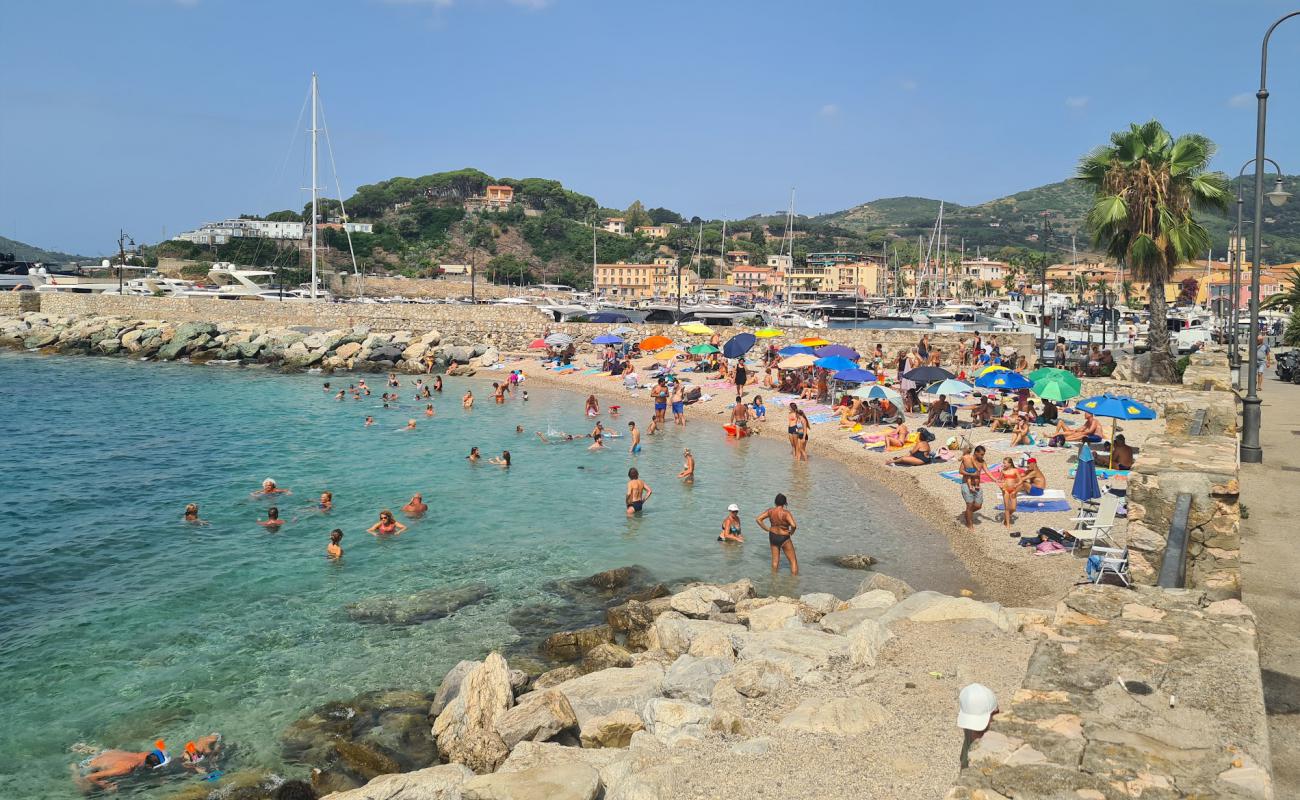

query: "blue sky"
xmin=2 ymin=0 xmax=1298 ymax=255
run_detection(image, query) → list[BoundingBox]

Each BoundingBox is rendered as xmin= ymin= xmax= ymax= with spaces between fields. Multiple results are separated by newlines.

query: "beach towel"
xmin=1069 ymin=467 xmax=1130 ymax=479
xmin=806 ymin=413 xmax=837 ymax=425
xmin=864 ymin=432 xmax=919 ymax=452
xmin=939 ymin=464 xmax=1006 ymax=484
xmin=995 ymin=499 xmax=1072 ymax=512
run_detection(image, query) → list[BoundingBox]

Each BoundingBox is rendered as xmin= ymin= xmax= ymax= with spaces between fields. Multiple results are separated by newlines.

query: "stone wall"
xmin=11 ymin=292 xmax=1036 ymax=363
xmin=0 ymin=292 xmax=39 ymax=314
xmin=331 ymin=273 xmax=518 ymax=301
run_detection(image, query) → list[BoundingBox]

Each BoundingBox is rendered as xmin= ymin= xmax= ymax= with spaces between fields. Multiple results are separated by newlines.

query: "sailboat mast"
xmin=591 ymin=220 xmax=597 ymax=296
xmin=310 ymin=72 xmax=319 ymax=300
xmin=720 ymin=218 xmax=727 ymax=286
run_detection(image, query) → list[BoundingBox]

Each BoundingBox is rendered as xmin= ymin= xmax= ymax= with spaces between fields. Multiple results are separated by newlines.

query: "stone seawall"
xmin=6 ymin=292 xmax=1038 ymax=364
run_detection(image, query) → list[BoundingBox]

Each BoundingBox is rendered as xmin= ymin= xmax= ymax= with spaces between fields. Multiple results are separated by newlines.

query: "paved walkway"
xmin=1238 ymin=368 xmax=1300 ymax=796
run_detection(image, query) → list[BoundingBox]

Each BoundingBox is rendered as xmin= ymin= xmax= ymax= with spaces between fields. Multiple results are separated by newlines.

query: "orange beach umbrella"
xmin=800 ymin=337 xmax=830 ymax=347
xmin=639 ymin=335 xmax=673 ymax=351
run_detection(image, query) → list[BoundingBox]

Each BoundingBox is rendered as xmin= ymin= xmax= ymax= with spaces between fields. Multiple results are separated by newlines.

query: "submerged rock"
xmin=827 ymin=553 xmax=878 ymax=570
xmin=345 ymin=581 xmax=491 ymax=625
xmin=281 ymin=689 xmax=437 ymax=784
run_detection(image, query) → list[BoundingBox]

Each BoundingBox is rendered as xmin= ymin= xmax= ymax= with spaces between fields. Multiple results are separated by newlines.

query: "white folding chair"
xmin=1068 ymin=493 xmax=1118 ymax=552
xmin=1089 ymin=546 xmax=1131 ymax=587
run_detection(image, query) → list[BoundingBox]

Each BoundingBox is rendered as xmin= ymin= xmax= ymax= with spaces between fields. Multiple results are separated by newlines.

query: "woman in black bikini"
xmin=888 ymin=434 xmax=933 ymax=466
xmin=756 ymin=493 xmax=798 ymax=575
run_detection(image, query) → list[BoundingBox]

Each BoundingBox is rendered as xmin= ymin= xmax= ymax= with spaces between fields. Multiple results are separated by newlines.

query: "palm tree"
xmin=1120 ymin=280 xmax=1135 ymax=307
xmin=1262 ymin=267 xmax=1300 ymax=311
xmin=960 ymin=278 xmax=976 ymax=299
xmin=1077 ymin=121 xmax=1229 ymax=382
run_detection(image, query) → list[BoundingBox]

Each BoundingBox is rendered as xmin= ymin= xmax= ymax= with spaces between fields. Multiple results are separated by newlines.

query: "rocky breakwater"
xmin=303 ymin=573 xmax=1054 ymax=800
xmin=0 ymin=312 xmax=503 ymax=374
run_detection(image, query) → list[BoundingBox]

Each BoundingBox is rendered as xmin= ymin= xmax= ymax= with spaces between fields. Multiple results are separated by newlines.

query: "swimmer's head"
xmin=330 ymin=529 xmax=343 ymax=544
xmin=380 ymin=510 xmax=394 ymax=522
xmin=628 ymin=467 xmax=639 ymax=479
xmin=262 ymin=478 xmax=276 ymax=490
xmin=268 ymin=507 xmax=279 ymax=519
xmin=321 ymin=491 xmax=332 ymax=501
xmin=185 ymin=503 xmax=198 ymax=516
xmin=145 ymin=752 xmax=163 ymax=767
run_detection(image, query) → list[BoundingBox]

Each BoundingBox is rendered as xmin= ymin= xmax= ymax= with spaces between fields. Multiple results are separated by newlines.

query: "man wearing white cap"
xmin=957 ymin=683 xmax=999 ymax=769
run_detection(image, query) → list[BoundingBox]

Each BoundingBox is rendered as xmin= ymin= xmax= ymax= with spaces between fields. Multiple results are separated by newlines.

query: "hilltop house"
xmin=464 ymin=185 xmax=515 ymax=213
xmin=634 ymin=225 xmax=670 ymax=239
xmin=602 ymin=217 xmax=627 ymax=236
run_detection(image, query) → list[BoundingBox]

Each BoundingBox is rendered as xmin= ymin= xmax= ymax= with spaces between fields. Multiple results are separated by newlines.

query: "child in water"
xmin=327 ymin=529 xmax=343 ymax=559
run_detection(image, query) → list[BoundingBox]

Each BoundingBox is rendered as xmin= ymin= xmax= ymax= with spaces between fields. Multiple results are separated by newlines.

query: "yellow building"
xmin=634 ymin=225 xmax=670 ymax=239
xmin=654 ymin=267 xmax=700 ymax=298
xmin=832 ymin=261 xmax=884 ymax=295
xmin=594 ymin=262 xmax=668 ymax=299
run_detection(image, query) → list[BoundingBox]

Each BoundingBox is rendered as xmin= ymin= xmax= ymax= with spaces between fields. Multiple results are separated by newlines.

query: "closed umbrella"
xmin=779 ymin=353 xmax=816 ymax=369
xmin=544 ymin=333 xmax=573 ymax=347
xmin=755 ymin=328 xmax=784 ymax=338
xmin=593 ymin=334 xmax=624 ymax=345
xmin=814 ymin=355 xmax=857 ymax=372
xmin=851 ymin=384 xmax=902 ymax=402
xmin=902 ymin=365 xmax=954 ymax=383
xmin=925 ymin=378 xmax=974 ymax=396
xmin=814 ymin=344 xmax=859 ymax=359
xmin=833 ymin=368 xmax=877 ymax=383
xmin=688 ymin=343 xmax=719 ymax=355
xmin=974 ymin=370 xmax=1033 ymax=390
xmin=1072 ymin=443 xmax=1102 ymax=504
xmin=680 ymin=322 xmax=713 ymax=335
xmin=639 ymin=335 xmax=673 ymax=351
xmin=1077 ymin=394 xmax=1157 ymax=467
xmin=722 ymin=333 xmax=757 ymax=359
xmin=778 ymin=345 xmax=815 ymax=357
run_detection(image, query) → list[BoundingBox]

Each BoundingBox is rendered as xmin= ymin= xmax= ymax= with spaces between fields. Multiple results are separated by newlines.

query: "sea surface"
xmin=0 ymin=350 xmax=969 ymax=798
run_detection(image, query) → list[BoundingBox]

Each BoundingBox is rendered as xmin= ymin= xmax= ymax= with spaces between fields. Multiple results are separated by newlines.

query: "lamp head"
xmin=1266 ymin=177 xmax=1291 ymax=207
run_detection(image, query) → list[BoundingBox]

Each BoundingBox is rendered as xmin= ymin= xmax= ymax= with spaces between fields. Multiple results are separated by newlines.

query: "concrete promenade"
xmin=1238 ymin=367 xmax=1300 ymax=797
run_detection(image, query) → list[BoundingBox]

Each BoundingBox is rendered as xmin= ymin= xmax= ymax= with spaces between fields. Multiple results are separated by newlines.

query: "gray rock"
xmin=737 ymin=629 xmax=849 ymax=676
xmin=662 ymin=655 xmax=732 ymax=706
xmin=345 ymin=582 xmax=491 ymax=625
xmin=430 ymin=660 xmax=477 ymax=718
xmin=668 ymin=585 xmax=732 ymax=619
xmin=309 ymin=762 xmax=474 ymax=800
xmin=847 ymin=619 xmax=894 ymax=667
xmin=156 ymin=321 xmax=217 ymax=360
xmin=640 ymin=698 xmax=711 ymax=746
xmin=722 ymin=658 xmax=792 ymax=698
xmin=462 ymin=763 xmax=601 ymax=800
xmin=549 ymin=664 xmax=665 ymax=726
xmin=830 ymin=554 xmax=878 ymax=570
xmin=856 ymin=572 xmax=915 ymax=600
xmin=493 ymin=688 xmax=578 ymax=749
xmin=580 ymin=643 xmax=633 ymax=674
xmin=368 ymin=345 xmax=404 ymax=362
xmin=432 ymin=652 xmax=514 ymax=773
xmin=799 ymin=593 xmax=842 ymax=615
xmin=819 ymin=607 xmax=890 ymax=635
xmin=579 ymin=709 xmax=646 ymax=749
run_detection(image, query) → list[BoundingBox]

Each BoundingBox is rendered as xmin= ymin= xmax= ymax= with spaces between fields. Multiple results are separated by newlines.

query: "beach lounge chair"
xmin=1087 ymin=546 xmax=1131 ymax=587
xmin=1068 ymin=493 xmax=1119 ymax=552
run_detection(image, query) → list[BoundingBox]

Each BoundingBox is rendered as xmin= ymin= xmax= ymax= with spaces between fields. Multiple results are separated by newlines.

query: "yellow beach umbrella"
xmin=974 ymin=365 xmax=1008 ymax=377
xmin=800 ymin=337 xmax=830 ymax=347
xmin=755 ymin=328 xmax=784 ymax=338
xmin=680 ymin=322 xmax=713 ymax=335
xmin=655 ymin=348 xmax=684 ymax=361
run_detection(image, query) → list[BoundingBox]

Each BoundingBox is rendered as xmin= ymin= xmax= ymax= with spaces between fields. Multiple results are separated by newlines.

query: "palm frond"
xmin=1076 ymin=148 xmax=1114 ymax=186
xmin=1189 ymin=172 xmax=1231 ymax=212
xmin=1168 ymin=134 xmax=1214 ymax=176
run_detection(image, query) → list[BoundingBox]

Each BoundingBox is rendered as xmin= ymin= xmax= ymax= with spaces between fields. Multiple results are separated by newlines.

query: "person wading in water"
xmin=756 ymin=493 xmax=798 ymax=574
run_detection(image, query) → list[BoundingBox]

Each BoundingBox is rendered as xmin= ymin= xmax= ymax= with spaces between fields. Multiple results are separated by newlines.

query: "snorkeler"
xmin=180 ymin=734 xmax=222 ymax=773
xmin=183 ymin=503 xmax=207 ymax=525
xmin=73 ymin=742 xmax=170 ymax=792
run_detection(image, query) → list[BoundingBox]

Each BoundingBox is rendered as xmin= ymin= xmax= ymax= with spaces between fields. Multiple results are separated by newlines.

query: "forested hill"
xmin=0 ymin=235 xmax=94 ymax=264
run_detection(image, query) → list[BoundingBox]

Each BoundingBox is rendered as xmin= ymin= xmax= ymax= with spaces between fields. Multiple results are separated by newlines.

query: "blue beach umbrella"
xmin=592 ymin=334 xmax=623 ymax=345
xmin=925 ymin=378 xmax=974 ymax=396
xmin=814 ymin=355 xmax=857 ymax=372
xmin=814 ymin=344 xmax=859 ymax=360
xmin=779 ymin=345 xmax=815 ymax=357
xmin=974 ymin=370 xmax=1033 ymax=390
xmin=850 ymin=384 xmax=902 ymax=402
xmin=722 ymin=332 xmax=757 ymax=359
xmin=1076 ymin=394 xmax=1157 ymax=467
xmin=833 ymin=368 xmax=877 ymax=383
xmin=1072 ymin=443 xmax=1102 ymax=504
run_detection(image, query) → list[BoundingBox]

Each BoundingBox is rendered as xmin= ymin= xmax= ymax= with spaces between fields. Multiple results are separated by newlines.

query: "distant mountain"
xmin=0 ymin=235 xmax=94 ymax=264
xmin=817 ymin=175 xmax=1300 ymax=263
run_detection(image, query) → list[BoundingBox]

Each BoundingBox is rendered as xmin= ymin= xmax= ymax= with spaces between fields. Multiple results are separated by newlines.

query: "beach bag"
xmin=918 ymin=428 xmax=936 ymax=443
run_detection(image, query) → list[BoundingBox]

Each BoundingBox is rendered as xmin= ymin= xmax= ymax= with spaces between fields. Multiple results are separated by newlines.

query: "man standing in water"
xmin=625 ymin=467 xmax=652 ymax=516
xmin=756 ymin=493 xmax=798 ymax=574
xmin=670 ymin=381 xmax=686 ymax=426
xmin=729 ymin=395 xmax=750 ymax=437
xmin=652 ymin=378 xmax=669 ymax=426
xmin=628 ymin=421 xmax=642 ymax=455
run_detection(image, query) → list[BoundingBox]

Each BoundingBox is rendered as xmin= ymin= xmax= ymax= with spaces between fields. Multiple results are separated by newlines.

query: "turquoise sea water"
xmin=0 ymin=350 xmax=969 ymax=798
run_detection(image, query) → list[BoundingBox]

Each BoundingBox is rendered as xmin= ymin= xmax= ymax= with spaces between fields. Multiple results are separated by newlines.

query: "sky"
xmin=2 ymin=0 xmax=1298 ymax=256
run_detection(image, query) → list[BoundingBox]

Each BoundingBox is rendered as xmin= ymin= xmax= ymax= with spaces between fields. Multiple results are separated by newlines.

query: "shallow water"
xmin=0 ymin=350 xmax=969 ymax=797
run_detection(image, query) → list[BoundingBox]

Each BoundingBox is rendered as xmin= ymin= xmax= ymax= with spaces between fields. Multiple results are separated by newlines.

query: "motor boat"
xmin=102 ymin=275 xmax=198 ymax=296
xmin=764 ymin=308 xmax=828 ymax=329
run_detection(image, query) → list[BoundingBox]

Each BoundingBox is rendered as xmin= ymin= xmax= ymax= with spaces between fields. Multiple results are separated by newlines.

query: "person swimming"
xmin=183 ymin=503 xmax=207 ymax=525
xmin=425 ymin=404 xmax=435 ymax=417
xmin=258 ymin=507 xmax=284 ymax=529
xmin=405 ymin=419 xmax=417 ymax=430
xmin=180 ymin=734 xmax=222 ymax=773
xmin=318 ymin=491 xmax=333 ymax=512
xmin=255 ymin=478 xmax=290 ymax=497
xmin=718 ymin=503 xmax=744 ymax=542
xmin=588 ymin=431 xmax=605 ymax=451
xmin=327 ymin=529 xmax=344 ymax=559
xmin=433 ymin=375 xmax=443 ymax=392
xmin=489 ymin=450 xmax=511 ymax=468
xmin=402 ymin=493 xmax=428 ymax=515
xmin=73 ymin=741 xmax=169 ymax=792
xmin=625 ymin=467 xmax=652 ymax=517
xmin=367 ymin=510 xmax=407 ymax=536
xmin=467 ymin=446 xmax=481 ymax=462
xmin=364 ymin=416 xmax=374 ymax=427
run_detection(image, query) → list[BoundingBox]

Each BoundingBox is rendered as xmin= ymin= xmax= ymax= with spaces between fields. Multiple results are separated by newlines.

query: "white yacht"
xmin=102 ymin=275 xmax=198 ymax=296
xmin=765 ymin=308 xmax=828 ymax=329
xmin=34 ymin=262 xmax=132 ymax=294
xmin=180 ymin=264 xmax=275 ymax=300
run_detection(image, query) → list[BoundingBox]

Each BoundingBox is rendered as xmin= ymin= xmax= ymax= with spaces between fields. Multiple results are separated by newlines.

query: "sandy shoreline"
xmin=508 ymin=351 xmax=1158 ymax=610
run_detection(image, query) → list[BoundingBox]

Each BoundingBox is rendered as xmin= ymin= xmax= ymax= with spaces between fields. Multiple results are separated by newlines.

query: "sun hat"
xmin=727 ymin=503 xmax=740 ymax=512
xmin=957 ymin=683 xmax=998 ymax=731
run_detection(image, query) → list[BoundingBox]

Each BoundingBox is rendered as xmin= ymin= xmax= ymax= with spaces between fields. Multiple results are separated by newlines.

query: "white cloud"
xmin=819 ymin=103 xmax=839 ymax=118
xmin=1228 ymin=92 xmax=1253 ymax=109
xmin=1065 ymin=96 xmax=1089 ymax=109
xmin=900 ymin=79 xmax=918 ymax=91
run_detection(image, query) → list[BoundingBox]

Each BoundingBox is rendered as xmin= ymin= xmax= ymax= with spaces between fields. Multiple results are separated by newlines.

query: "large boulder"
xmin=847 ymin=589 xmax=900 ymax=612
xmin=856 ymin=573 xmax=915 ymax=600
xmin=662 ymin=655 xmax=732 ymax=706
xmin=493 ymin=688 xmax=578 ymax=750
xmin=876 ymin=591 xmax=1012 ymax=632
xmin=335 ymin=341 xmax=363 ymax=361
xmin=346 ymin=582 xmax=491 ymax=625
xmin=606 ymin=600 xmax=657 ymax=651
xmin=640 ymin=698 xmax=711 ymax=747
xmin=542 ymin=624 xmax=615 ymax=662
xmin=156 ymin=321 xmax=217 ymax=360
xmin=776 ymin=697 xmax=888 ymax=735
xmin=799 ymin=593 xmax=842 ymax=616
xmin=579 ymin=709 xmax=646 ymax=749
xmin=830 ymin=554 xmax=879 ymax=570
xmin=742 ymin=601 xmax=802 ymax=631
xmin=651 ymin=612 xmax=747 ymax=658
xmin=667 ymin=585 xmax=733 ymax=619
xmin=430 ymin=660 xmax=477 ymax=718
xmin=736 ymin=629 xmax=848 ymax=676
xmin=462 ymin=763 xmax=601 ymax=800
xmin=819 ymin=607 xmax=890 ymax=635
xmin=432 ymin=652 xmax=514 ymax=773
xmin=721 ymin=658 xmax=792 ymax=699
xmin=847 ymin=619 xmax=895 ymax=667
xmin=477 ymin=346 xmax=500 ymax=367
xmin=580 ymin=643 xmax=633 ymax=673
xmin=549 ymin=664 xmax=665 ymax=726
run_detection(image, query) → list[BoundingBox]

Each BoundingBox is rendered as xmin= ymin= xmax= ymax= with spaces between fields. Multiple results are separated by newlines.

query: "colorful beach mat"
xmin=995 ymin=499 xmax=1072 ymax=512
xmin=939 ymin=465 xmax=1006 ymax=484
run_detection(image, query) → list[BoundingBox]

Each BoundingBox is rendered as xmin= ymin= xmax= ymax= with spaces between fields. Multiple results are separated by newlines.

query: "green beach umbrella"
xmin=1027 ymin=366 xmax=1078 ymax=386
xmin=1032 ymin=376 xmax=1081 ymax=402
xmin=687 ymin=343 xmax=720 ymax=355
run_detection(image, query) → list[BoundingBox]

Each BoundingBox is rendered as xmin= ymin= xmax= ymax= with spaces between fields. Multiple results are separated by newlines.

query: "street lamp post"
xmin=1230 ymin=157 xmax=1287 ymax=373
xmin=1242 ymin=9 xmax=1299 ymax=464
xmin=1038 ymin=213 xmax=1051 ymax=357
xmin=117 ymin=230 xmax=134 ymax=294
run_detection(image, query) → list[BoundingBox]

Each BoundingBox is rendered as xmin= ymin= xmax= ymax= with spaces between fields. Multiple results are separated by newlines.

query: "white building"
xmin=766 ymin=254 xmax=792 ymax=271
xmin=173 ymin=218 xmax=305 ymax=245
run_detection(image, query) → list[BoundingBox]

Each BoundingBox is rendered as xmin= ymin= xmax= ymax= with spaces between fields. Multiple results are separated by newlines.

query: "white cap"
xmin=957 ymin=683 xmax=998 ymax=730
xmin=727 ymin=503 xmax=740 ymax=512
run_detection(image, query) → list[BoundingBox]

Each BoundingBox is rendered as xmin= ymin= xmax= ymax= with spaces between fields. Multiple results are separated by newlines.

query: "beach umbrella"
xmin=755 ymin=327 xmax=784 ymax=338
xmin=851 ymin=384 xmax=902 ymax=402
xmin=687 ymin=343 xmax=719 ymax=355
xmin=779 ymin=353 xmax=816 ymax=369
xmin=814 ymin=344 xmax=859 ymax=360
xmin=833 ymin=368 xmax=877 ymax=383
xmin=778 ymin=345 xmax=815 ymax=357
xmin=1077 ymin=394 xmax=1158 ymax=467
xmin=680 ymin=322 xmax=714 ymax=335
xmin=639 ymin=335 xmax=673 ymax=351
xmin=611 ymin=325 xmax=636 ymax=335
xmin=544 ymin=332 xmax=574 ymax=347
xmin=925 ymin=378 xmax=974 ymax=396
xmin=723 ymin=332 xmax=757 ymax=359
xmin=974 ymin=365 xmax=1009 ymax=377
xmin=814 ymin=355 xmax=857 ymax=372
xmin=592 ymin=334 xmax=624 ymax=345
xmin=1072 ymin=443 xmax=1102 ymax=504
xmin=1027 ymin=366 xmax=1075 ymax=384
xmin=584 ymin=312 xmax=632 ymax=323
xmin=974 ymin=370 xmax=1033 ymax=390
xmin=528 ymin=338 xmax=548 ymax=349
xmin=655 ymin=348 xmax=683 ymax=361
xmin=1032 ymin=377 xmax=1080 ymax=403
xmin=800 ymin=337 xmax=831 ymax=347
xmin=902 ymin=365 xmax=954 ymax=383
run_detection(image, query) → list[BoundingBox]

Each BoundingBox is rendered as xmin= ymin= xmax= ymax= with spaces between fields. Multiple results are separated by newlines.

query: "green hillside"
xmin=0 ymin=235 xmax=94 ymax=264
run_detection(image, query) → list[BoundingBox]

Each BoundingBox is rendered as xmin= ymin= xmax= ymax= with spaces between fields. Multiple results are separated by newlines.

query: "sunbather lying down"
xmin=1055 ymin=411 xmax=1101 ymax=441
